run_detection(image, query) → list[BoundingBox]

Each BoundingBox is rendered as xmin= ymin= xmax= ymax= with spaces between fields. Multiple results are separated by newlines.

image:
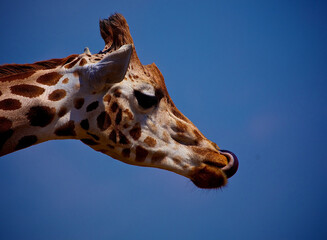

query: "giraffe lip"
xmin=189 ymin=149 xmax=238 ymax=189
xmin=219 ymin=150 xmax=239 ymax=178
xmin=203 ymin=160 xmax=225 ymax=169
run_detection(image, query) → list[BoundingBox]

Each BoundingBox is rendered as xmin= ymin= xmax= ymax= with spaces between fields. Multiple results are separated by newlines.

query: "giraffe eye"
xmin=134 ymin=90 xmax=158 ymax=109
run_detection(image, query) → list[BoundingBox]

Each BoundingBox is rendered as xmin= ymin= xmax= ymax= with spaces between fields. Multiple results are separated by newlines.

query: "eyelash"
xmin=134 ymin=90 xmax=159 ymax=109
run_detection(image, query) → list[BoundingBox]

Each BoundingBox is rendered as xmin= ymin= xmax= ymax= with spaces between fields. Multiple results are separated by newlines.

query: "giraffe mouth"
xmin=220 ymin=150 xmax=239 ymax=179
xmin=190 ymin=150 xmax=238 ymax=189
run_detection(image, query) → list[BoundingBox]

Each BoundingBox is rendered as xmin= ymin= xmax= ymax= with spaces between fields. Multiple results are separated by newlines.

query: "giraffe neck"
xmin=0 ymin=67 xmax=86 ymax=156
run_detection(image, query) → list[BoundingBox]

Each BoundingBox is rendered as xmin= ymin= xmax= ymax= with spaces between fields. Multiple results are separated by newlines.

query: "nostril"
xmin=203 ymin=160 xmax=226 ymax=169
xmin=171 ymin=133 xmax=198 ymax=146
xmin=219 ymin=150 xmax=239 ymax=178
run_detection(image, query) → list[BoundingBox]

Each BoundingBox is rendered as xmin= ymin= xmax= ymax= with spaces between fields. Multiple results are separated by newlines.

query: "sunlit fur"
xmin=0 ymin=13 xmax=238 ymax=189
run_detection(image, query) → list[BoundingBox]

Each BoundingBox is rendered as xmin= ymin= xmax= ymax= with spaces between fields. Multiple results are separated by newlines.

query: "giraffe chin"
xmin=190 ymin=150 xmax=239 ymax=189
xmin=191 ymin=165 xmax=227 ymax=189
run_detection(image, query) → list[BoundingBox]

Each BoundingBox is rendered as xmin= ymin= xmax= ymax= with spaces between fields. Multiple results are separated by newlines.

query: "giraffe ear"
xmin=87 ymin=44 xmax=132 ymax=91
xmin=96 ymin=44 xmax=132 ymax=83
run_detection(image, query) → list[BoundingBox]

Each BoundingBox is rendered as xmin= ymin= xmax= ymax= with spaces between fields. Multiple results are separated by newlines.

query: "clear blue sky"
xmin=0 ymin=0 xmax=326 ymax=239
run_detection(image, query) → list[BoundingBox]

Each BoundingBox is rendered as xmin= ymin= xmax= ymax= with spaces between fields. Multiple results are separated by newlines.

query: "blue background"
xmin=0 ymin=0 xmax=326 ymax=239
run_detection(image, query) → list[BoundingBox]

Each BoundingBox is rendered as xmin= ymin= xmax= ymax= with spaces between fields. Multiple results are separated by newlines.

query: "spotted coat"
xmin=0 ymin=14 xmax=238 ymax=189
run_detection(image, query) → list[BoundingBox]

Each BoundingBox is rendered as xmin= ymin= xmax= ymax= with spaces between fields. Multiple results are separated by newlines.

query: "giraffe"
xmin=0 ymin=14 xmax=238 ymax=189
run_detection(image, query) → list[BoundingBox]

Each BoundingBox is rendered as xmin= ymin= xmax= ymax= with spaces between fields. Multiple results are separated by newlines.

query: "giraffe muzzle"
xmin=190 ymin=149 xmax=238 ymax=189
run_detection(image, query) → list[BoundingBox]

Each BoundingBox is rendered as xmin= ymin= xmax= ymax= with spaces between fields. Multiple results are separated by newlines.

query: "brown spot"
xmin=0 ymin=129 xmax=13 ymax=151
xmin=81 ymin=138 xmax=98 ymax=145
xmin=62 ymin=78 xmax=69 ymax=84
xmin=54 ymin=120 xmax=76 ymax=136
xmin=15 ymin=135 xmax=38 ymax=151
xmin=122 ymin=148 xmax=130 ymax=158
xmin=129 ymin=123 xmax=141 ymax=140
xmin=109 ymin=130 xmax=117 ymax=143
xmin=36 ymin=72 xmax=62 ymax=86
xmin=87 ymin=132 xmax=100 ymax=140
xmin=10 ymin=84 xmax=45 ymax=98
xmin=123 ymin=109 xmax=134 ymax=120
xmin=97 ymin=111 xmax=111 ymax=130
xmin=74 ymin=98 xmax=84 ymax=109
xmin=99 ymin=149 xmax=108 ymax=154
xmin=58 ymin=107 xmax=68 ymax=117
xmin=193 ymin=129 xmax=203 ymax=141
xmin=65 ymin=58 xmax=79 ymax=69
xmin=0 ymin=117 xmax=12 ymax=132
xmin=162 ymin=131 xmax=170 ymax=143
xmin=107 ymin=144 xmax=114 ymax=149
xmin=0 ymin=71 xmax=36 ymax=83
xmin=155 ymin=89 xmax=164 ymax=100
xmin=103 ymin=94 xmax=111 ymax=103
xmin=79 ymin=58 xmax=87 ymax=66
xmin=115 ymin=108 xmax=122 ymax=125
xmin=0 ymin=98 xmax=21 ymax=110
xmin=62 ymin=55 xmax=80 ymax=65
xmin=173 ymin=157 xmax=182 ymax=165
xmin=121 ymin=148 xmax=131 ymax=158
xmin=144 ymin=136 xmax=157 ymax=147
xmin=80 ymin=119 xmax=89 ymax=130
xmin=110 ymin=102 xmax=118 ymax=112
xmin=86 ymin=101 xmax=99 ymax=112
xmin=118 ymin=131 xmax=130 ymax=144
xmin=152 ymin=151 xmax=166 ymax=163
xmin=27 ymin=106 xmax=55 ymax=127
xmin=113 ymin=90 xmax=121 ymax=97
xmin=148 ymin=122 xmax=157 ymax=132
xmin=135 ymin=146 xmax=148 ymax=162
xmin=0 ymin=117 xmax=13 ymax=151
xmin=48 ymin=89 xmax=66 ymax=101
xmin=173 ymin=120 xmax=188 ymax=133
xmin=0 ymin=90 xmax=2 ymax=96
xmin=172 ymin=108 xmax=188 ymax=122
xmin=171 ymin=133 xmax=198 ymax=146
xmin=192 ymin=147 xmax=228 ymax=166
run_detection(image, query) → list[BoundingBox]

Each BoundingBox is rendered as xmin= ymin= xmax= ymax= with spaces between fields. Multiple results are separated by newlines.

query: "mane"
xmin=1 ymin=13 xmax=133 ymax=79
xmin=0 ymin=54 xmax=79 ymax=79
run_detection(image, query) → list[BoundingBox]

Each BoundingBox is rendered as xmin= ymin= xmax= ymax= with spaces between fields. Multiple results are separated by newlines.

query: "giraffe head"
xmin=70 ymin=14 xmax=238 ymax=189
xmin=0 ymin=14 xmax=238 ymax=189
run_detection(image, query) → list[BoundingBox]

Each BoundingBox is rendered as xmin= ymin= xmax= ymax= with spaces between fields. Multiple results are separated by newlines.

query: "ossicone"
xmin=99 ymin=13 xmax=134 ymax=51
